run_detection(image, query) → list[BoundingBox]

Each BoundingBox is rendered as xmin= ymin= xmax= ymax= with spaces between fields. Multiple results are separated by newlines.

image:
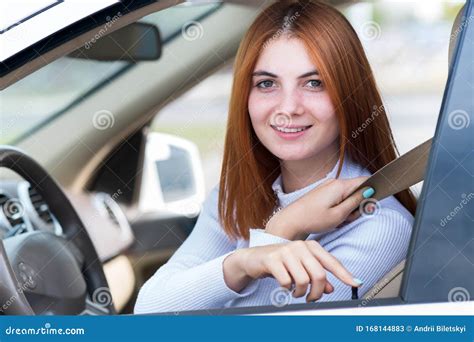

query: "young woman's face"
xmin=248 ymin=37 xmax=339 ymax=161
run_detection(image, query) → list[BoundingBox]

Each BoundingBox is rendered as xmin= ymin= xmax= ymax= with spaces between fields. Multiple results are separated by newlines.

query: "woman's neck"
xmin=280 ymin=143 xmax=340 ymax=193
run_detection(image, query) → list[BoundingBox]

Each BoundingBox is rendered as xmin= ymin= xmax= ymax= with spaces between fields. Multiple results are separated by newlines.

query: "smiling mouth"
xmin=270 ymin=125 xmax=313 ymax=133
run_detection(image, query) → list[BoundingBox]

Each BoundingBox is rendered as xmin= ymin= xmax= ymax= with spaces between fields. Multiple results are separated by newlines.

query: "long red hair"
xmin=219 ymin=0 xmax=416 ymax=240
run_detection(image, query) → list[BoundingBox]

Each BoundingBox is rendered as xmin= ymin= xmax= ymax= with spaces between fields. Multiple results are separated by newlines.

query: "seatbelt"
xmin=348 ymin=138 xmax=432 ymax=301
xmin=353 ymin=138 xmax=432 ymax=201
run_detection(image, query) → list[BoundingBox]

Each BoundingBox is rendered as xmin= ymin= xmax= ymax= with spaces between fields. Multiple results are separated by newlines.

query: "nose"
xmin=279 ymin=87 xmax=305 ymax=114
xmin=271 ymin=88 xmax=304 ymax=126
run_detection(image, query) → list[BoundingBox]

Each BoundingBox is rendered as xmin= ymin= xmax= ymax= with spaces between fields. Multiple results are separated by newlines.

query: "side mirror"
xmin=68 ymin=23 xmax=162 ymax=62
xmin=139 ymin=132 xmax=206 ymax=218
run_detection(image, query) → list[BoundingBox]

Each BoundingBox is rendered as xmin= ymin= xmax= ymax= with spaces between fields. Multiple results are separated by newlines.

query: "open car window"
xmin=142 ymin=1 xmax=469 ymax=315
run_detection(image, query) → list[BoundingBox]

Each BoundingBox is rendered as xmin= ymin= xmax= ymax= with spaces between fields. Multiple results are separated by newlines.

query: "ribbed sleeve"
xmin=248 ymin=229 xmax=291 ymax=247
xmin=134 ymin=187 xmax=259 ymax=314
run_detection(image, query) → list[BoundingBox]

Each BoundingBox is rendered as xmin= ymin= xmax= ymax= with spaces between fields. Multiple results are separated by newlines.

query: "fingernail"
xmin=353 ymin=278 xmax=364 ymax=286
xmin=362 ymin=187 xmax=375 ymax=199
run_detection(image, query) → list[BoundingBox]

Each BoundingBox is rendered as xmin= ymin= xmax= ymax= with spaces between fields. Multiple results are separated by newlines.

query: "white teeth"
xmin=274 ymin=126 xmax=307 ymax=133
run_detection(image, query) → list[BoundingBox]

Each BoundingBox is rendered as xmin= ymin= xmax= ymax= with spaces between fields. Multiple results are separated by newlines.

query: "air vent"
xmin=0 ymin=193 xmax=26 ymax=229
xmin=0 ymin=193 xmax=7 ymax=207
xmin=28 ymin=187 xmax=54 ymax=224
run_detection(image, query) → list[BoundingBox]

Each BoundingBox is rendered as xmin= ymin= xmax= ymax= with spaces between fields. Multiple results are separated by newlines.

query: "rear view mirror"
xmin=68 ymin=22 xmax=162 ymax=62
xmin=139 ymin=132 xmax=206 ymax=218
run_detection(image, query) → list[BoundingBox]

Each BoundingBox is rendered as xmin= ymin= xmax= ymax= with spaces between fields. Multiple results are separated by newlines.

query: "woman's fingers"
xmin=267 ymin=259 xmax=293 ymax=290
xmin=317 ymin=177 xmax=369 ymax=211
xmin=301 ymin=257 xmax=327 ymax=302
xmin=263 ymin=242 xmax=362 ymax=302
xmin=282 ymin=253 xmax=310 ymax=297
xmin=340 ymin=177 xmax=369 ymax=199
xmin=324 ymin=281 xmax=334 ymax=294
xmin=333 ymin=186 xmax=372 ymax=222
xmin=306 ymin=241 xmax=361 ymax=287
xmin=344 ymin=210 xmax=361 ymax=223
xmin=297 ymin=245 xmax=327 ymax=301
xmin=279 ymin=248 xmax=330 ymax=301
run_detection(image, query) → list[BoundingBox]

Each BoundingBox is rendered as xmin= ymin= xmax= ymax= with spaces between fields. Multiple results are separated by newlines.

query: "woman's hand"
xmin=223 ymin=240 xmax=363 ymax=302
xmin=265 ymin=177 xmax=374 ymax=240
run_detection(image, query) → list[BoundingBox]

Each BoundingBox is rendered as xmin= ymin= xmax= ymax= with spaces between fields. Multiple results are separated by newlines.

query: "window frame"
xmin=152 ymin=0 xmax=473 ymax=316
xmin=400 ymin=0 xmax=473 ymax=304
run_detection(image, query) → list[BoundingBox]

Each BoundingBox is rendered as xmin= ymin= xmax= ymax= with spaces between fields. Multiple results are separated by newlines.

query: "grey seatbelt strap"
xmin=353 ymin=138 xmax=433 ymax=201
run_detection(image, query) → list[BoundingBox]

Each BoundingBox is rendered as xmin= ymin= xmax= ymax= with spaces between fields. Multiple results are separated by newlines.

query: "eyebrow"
xmin=252 ymin=70 xmax=319 ymax=78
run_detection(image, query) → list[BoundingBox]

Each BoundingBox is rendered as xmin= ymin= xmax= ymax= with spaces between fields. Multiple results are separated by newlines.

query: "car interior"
xmin=0 ymin=0 xmax=468 ymax=315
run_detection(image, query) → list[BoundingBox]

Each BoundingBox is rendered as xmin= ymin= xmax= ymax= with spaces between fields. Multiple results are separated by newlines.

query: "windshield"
xmin=0 ymin=2 xmax=220 ymax=144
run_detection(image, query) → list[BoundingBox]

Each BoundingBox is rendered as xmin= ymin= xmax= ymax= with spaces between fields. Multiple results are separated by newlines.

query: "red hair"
xmin=219 ymin=0 xmax=416 ymax=240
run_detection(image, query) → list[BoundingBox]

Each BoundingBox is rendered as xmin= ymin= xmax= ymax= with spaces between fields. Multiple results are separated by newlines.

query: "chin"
xmin=269 ymin=146 xmax=316 ymax=161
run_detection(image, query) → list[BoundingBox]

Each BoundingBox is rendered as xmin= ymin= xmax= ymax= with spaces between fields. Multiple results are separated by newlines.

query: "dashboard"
xmin=0 ymin=180 xmax=62 ymax=240
xmin=0 ymin=180 xmax=134 ymax=262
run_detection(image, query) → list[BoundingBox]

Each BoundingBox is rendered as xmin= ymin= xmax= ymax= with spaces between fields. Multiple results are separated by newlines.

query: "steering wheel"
xmin=0 ymin=146 xmax=115 ymax=315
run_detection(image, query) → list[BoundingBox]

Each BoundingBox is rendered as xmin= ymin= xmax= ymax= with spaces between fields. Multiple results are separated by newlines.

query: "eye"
xmin=305 ymin=79 xmax=323 ymax=89
xmin=256 ymin=80 xmax=276 ymax=89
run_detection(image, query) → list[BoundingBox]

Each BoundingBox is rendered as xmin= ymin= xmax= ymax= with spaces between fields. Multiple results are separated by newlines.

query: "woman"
xmin=134 ymin=0 xmax=415 ymax=314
